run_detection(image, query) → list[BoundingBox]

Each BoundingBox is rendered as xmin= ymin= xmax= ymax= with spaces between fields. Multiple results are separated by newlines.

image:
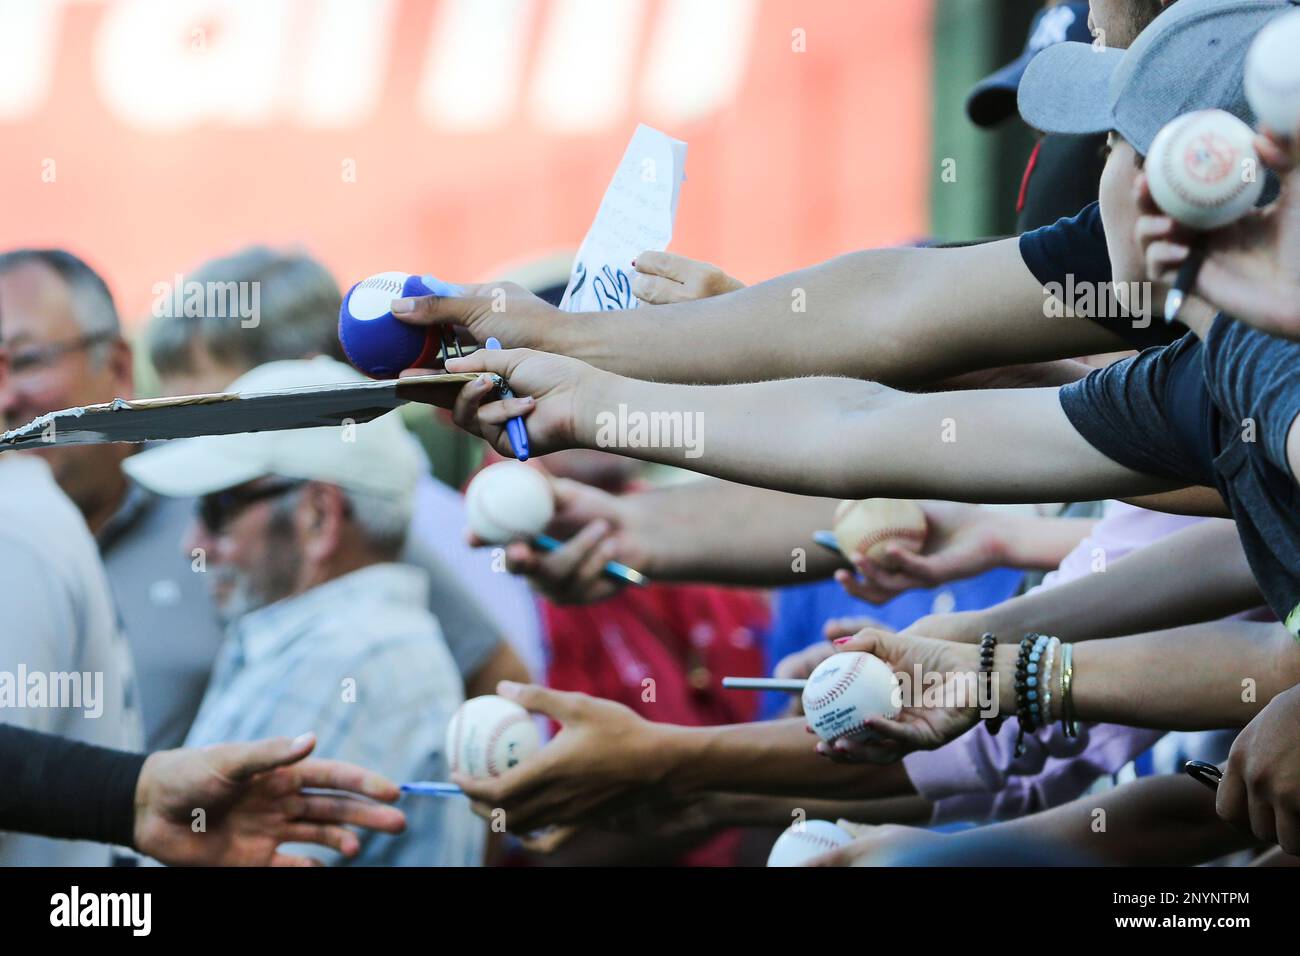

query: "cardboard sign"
xmin=0 ymin=373 xmax=483 ymax=452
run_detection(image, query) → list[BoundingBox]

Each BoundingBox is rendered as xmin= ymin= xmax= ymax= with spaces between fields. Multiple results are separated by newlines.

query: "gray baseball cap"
xmin=1018 ymin=0 xmax=1298 ymax=155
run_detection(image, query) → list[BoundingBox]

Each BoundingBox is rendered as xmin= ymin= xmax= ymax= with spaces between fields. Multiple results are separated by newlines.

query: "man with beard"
xmin=123 ymin=357 xmax=482 ymax=866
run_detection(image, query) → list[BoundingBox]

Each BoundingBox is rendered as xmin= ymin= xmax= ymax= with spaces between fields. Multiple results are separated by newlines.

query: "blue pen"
xmin=533 ymin=533 xmax=648 ymax=586
xmin=485 ymin=336 xmax=530 ymax=462
xmin=401 ymin=782 xmax=463 ymax=797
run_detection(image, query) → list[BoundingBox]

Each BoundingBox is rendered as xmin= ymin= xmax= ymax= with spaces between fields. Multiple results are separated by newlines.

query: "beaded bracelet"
xmin=978 ymin=633 xmax=1003 ymax=736
xmin=1013 ymin=636 xmax=1035 ymax=756
xmin=1014 ymin=634 xmax=1051 ymax=756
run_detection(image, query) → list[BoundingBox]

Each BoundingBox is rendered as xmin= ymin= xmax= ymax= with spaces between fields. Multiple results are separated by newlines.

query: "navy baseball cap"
xmin=1017 ymin=0 xmax=1299 ymax=155
xmin=966 ymin=2 xmax=1093 ymax=128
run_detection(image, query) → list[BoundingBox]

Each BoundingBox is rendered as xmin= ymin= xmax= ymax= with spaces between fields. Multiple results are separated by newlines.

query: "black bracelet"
xmin=979 ymin=633 xmax=1003 ymax=736
xmin=1013 ymin=635 xmax=1038 ymax=757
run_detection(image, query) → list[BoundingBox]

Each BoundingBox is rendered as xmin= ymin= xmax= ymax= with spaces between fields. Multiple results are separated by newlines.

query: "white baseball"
xmin=446 ymin=695 xmax=542 ymax=779
xmin=344 ymin=270 xmax=410 ymax=321
xmin=766 ymin=819 xmax=853 ymax=867
xmin=803 ymin=651 xmax=901 ymax=743
xmin=1145 ymin=110 xmax=1265 ymax=230
xmin=1245 ymin=9 xmax=1300 ymax=139
xmin=833 ymin=498 xmax=927 ymax=570
xmin=465 ymin=461 xmax=555 ymax=544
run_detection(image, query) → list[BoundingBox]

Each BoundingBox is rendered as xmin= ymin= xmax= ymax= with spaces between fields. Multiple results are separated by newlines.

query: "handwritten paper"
xmin=559 ymin=123 xmax=688 ymax=312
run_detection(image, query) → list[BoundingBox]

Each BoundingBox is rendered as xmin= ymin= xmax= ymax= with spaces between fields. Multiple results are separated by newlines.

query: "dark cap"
xmin=966 ymin=3 xmax=1093 ymax=128
xmin=1017 ymin=0 xmax=1299 ymax=155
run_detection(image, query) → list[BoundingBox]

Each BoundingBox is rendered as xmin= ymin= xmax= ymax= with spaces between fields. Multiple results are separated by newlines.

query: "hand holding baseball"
xmin=631 ymin=251 xmax=744 ymax=305
xmin=451 ymin=681 xmax=669 ymax=834
xmin=834 ymin=500 xmax=1005 ymax=604
xmin=1135 ymin=122 xmax=1300 ymax=339
xmin=816 ymin=629 xmax=988 ymax=764
xmin=389 ymin=280 xmax=558 ymax=352
xmin=491 ymin=477 xmax=649 ymax=605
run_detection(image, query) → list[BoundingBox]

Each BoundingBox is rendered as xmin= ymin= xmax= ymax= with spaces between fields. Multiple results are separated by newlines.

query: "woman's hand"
xmin=631 ymin=251 xmax=744 ymax=305
xmin=816 ymin=628 xmax=994 ymax=764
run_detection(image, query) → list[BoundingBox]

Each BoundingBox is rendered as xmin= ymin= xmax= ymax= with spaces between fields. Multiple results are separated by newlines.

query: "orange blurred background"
xmin=1 ymin=0 xmax=933 ymax=327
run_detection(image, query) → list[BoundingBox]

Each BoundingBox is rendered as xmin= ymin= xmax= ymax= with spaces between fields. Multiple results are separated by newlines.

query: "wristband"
xmin=978 ymin=633 xmax=1004 ymax=736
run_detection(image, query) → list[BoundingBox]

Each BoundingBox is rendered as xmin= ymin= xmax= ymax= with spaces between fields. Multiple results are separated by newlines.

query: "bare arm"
xmin=834 ymin=620 xmax=1300 ymax=763
xmin=958 ymin=772 xmax=1254 ymax=865
xmin=570 ymin=376 xmax=1175 ymax=503
xmin=617 ymin=480 xmax=843 ymax=584
xmin=1121 ymin=485 xmax=1231 ymax=517
xmin=398 ymin=239 xmax=1131 ymax=386
xmin=441 ymin=348 xmax=1179 ymax=504
xmin=1068 ymin=621 xmax=1299 ymax=730
xmin=914 ymin=518 xmax=1263 ymax=644
xmin=821 ymin=773 xmax=1254 ymax=867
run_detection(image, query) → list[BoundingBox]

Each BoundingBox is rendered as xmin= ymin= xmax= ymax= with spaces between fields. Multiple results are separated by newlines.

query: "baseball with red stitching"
xmin=446 ymin=694 xmax=542 ymax=779
xmin=1145 ymin=109 xmax=1264 ymax=231
xmin=766 ymin=819 xmax=853 ymax=867
xmin=802 ymin=651 xmax=902 ymax=743
xmin=833 ymin=498 xmax=927 ymax=571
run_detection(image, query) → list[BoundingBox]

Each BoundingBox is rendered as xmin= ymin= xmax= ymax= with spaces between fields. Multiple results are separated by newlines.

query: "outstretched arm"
xmin=828 ymin=621 xmax=1300 ymax=763
xmin=449 ymin=684 xmax=919 ymax=833
xmin=906 ymin=517 xmax=1263 ymax=644
xmin=395 ymin=239 xmax=1130 ymax=386
xmin=442 ymin=349 xmax=1177 ymax=503
xmin=811 ymin=771 xmax=1254 ymax=867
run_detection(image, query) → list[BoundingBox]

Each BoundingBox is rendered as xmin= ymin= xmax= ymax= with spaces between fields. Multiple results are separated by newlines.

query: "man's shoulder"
xmin=0 ymin=458 xmax=100 ymax=566
xmin=303 ymin=601 xmax=450 ymax=671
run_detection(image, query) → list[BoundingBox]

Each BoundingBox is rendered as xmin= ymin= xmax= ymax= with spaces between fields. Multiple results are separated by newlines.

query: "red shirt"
xmin=541 ymin=582 xmax=769 ymax=866
xmin=542 ymin=582 xmax=768 ymax=725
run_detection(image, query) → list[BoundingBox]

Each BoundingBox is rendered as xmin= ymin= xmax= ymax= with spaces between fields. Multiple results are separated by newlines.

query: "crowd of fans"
xmin=2 ymin=0 xmax=1299 ymax=868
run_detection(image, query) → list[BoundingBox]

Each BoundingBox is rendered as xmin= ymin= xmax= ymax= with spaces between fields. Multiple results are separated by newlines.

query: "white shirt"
xmin=0 ymin=455 xmax=143 ymax=866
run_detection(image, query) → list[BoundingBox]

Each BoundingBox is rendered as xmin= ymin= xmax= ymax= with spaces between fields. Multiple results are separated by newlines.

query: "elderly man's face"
xmin=185 ymin=478 xmax=304 ymax=623
xmin=0 ymin=260 xmax=133 ymax=516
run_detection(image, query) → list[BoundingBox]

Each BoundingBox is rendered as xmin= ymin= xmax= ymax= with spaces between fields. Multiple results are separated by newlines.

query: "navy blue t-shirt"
xmin=1059 ymin=317 xmax=1300 ymax=626
xmin=1019 ymin=202 xmax=1184 ymax=348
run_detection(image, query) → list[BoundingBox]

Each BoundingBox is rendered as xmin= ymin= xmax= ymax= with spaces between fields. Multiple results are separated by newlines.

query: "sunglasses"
xmin=197 ymin=480 xmax=304 ymax=535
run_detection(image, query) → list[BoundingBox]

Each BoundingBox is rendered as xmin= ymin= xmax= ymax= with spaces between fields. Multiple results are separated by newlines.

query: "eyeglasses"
xmin=197 ymin=480 xmax=304 ymax=535
xmin=6 ymin=332 xmax=119 ymax=379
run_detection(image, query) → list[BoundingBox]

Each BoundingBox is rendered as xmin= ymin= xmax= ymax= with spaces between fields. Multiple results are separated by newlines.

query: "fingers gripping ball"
xmin=833 ymin=498 xmax=927 ymax=571
xmin=1245 ymin=9 xmax=1300 ymax=139
xmin=803 ymin=651 xmax=901 ymax=744
xmin=338 ymin=271 xmax=462 ymax=378
xmin=766 ymin=820 xmax=853 ymax=867
xmin=446 ymin=695 xmax=542 ymax=779
xmin=1145 ymin=110 xmax=1265 ymax=231
xmin=465 ymin=462 xmax=555 ymax=544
